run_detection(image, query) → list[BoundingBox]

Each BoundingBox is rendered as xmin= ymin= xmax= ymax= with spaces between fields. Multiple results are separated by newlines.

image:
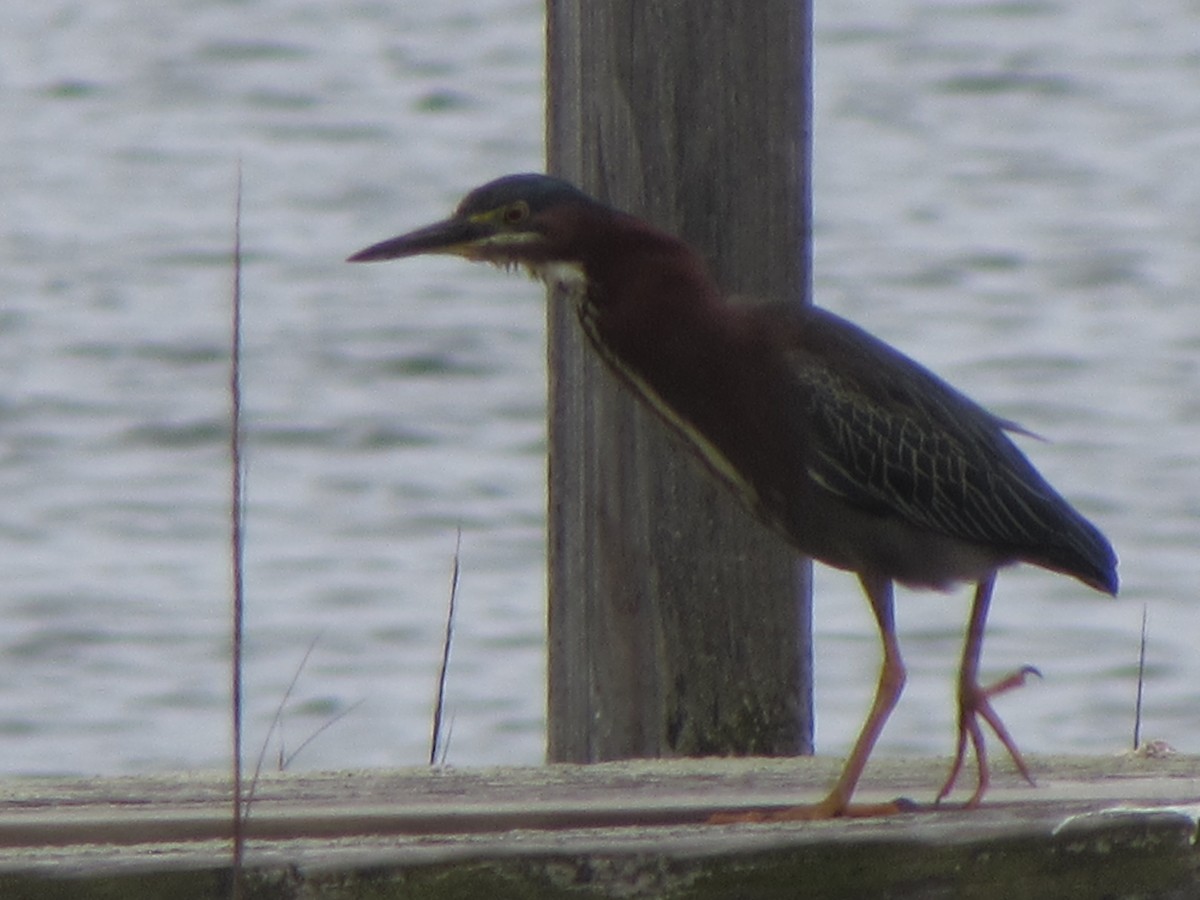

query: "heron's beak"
xmin=347 ymin=216 xmax=488 ymax=263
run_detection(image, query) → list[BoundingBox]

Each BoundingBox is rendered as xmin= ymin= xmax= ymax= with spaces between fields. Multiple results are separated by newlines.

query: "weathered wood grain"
xmin=544 ymin=0 xmax=815 ymax=763
xmin=1 ymin=756 xmax=1196 ymax=898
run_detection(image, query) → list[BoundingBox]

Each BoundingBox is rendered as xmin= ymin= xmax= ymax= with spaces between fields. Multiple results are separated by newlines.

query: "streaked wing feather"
xmin=788 ymin=311 xmax=1066 ymax=550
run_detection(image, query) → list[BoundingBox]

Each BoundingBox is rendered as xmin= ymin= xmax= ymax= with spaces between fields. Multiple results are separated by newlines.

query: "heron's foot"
xmin=708 ymin=795 xmax=918 ymax=824
xmin=936 ymin=665 xmax=1041 ymax=808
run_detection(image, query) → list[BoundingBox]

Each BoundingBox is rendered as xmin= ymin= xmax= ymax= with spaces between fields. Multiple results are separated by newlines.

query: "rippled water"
xmin=0 ymin=0 xmax=1196 ymax=777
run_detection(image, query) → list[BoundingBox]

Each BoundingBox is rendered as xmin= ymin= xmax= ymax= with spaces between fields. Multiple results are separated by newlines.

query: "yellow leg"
xmin=936 ymin=575 xmax=1038 ymax=808
xmin=711 ymin=573 xmax=908 ymax=823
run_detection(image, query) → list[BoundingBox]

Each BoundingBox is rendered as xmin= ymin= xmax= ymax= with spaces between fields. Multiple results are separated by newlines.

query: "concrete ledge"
xmin=0 ymin=754 xmax=1197 ymax=898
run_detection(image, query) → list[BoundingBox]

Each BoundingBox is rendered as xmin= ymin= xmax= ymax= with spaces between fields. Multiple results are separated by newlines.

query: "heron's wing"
xmin=784 ymin=309 xmax=1069 ymax=550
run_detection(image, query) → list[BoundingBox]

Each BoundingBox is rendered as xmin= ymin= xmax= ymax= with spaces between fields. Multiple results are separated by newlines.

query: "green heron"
xmin=348 ymin=173 xmax=1118 ymax=819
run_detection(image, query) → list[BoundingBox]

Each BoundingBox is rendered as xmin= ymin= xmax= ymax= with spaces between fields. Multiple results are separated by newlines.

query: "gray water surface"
xmin=1 ymin=0 xmax=1196 ymax=776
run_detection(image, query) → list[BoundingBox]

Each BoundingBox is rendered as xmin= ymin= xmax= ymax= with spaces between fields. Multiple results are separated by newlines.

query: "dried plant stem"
xmin=228 ymin=162 xmax=246 ymax=899
xmin=1133 ymin=603 xmax=1148 ymax=751
xmin=431 ymin=527 xmax=462 ymax=765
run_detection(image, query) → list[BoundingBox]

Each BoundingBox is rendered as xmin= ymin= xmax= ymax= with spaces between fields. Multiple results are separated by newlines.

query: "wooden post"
xmin=545 ymin=1 xmax=814 ymax=761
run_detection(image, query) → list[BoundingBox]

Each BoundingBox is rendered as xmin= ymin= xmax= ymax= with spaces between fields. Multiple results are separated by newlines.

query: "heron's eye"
xmin=502 ymin=201 xmax=530 ymax=225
